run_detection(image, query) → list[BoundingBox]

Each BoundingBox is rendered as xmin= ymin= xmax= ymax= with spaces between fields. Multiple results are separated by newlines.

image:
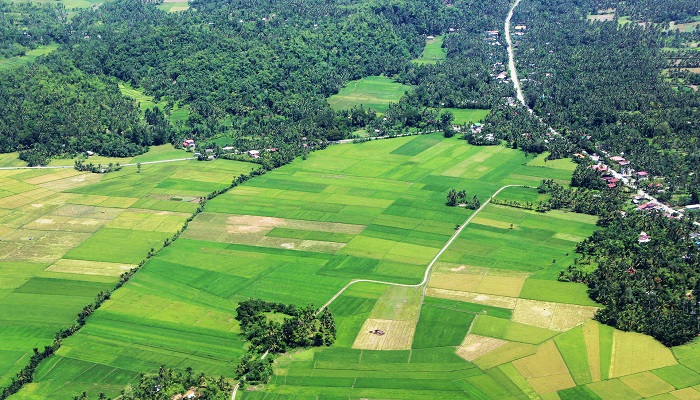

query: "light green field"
xmin=157 ymin=0 xmax=189 ymax=12
xmin=0 ymin=154 xmax=252 ymax=389
xmin=0 ymin=44 xmax=59 ymax=70
xmin=442 ymin=108 xmax=491 ymax=124
xmin=413 ymin=35 xmax=447 ymax=65
xmin=327 ymin=76 xmax=411 ymax=114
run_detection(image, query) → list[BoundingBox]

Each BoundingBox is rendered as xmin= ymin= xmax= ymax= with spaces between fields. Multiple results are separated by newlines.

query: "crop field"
xmin=157 ymin=0 xmax=189 ymax=12
xmin=118 ymin=83 xmax=190 ymax=123
xmin=327 ymin=76 xmax=411 ymax=114
xmin=0 ymin=156 xmax=252 ymax=390
xmin=8 ymin=135 xmax=700 ymax=399
xmin=443 ymin=107 xmax=491 ymax=124
xmin=0 ymin=44 xmax=59 ymax=70
xmin=413 ymin=35 xmax=447 ymax=65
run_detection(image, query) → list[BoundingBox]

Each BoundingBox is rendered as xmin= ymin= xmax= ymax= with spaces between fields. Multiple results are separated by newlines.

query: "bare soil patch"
xmin=353 ymin=318 xmax=416 ymax=350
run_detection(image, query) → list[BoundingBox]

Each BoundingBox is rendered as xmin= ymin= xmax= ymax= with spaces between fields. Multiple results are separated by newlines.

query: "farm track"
xmin=0 ymin=157 xmax=196 ymax=170
xmin=319 ymin=184 xmax=534 ymax=311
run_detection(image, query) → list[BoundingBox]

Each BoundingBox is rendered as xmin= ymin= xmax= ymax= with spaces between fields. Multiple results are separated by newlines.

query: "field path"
xmin=0 ymin=157 xmax=195 ymax=170
xmin=319 ymin=184 xmax=532 ymax=311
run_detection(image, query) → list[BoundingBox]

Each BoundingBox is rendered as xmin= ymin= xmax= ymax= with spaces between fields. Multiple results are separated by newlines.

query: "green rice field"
xmin=327 ymin=76 xmax=411 ymax=114
xmin=443 ymin=108 xmax=491 ymax=124
xmin=6 ymin=135 xmax=700 ymax=399
xmin=0 ymin=44 xmax=59 ymax=71
xmin=118 ymin=82 xmax=190 ymax=123
xmin=0 ymin=154 xmax=252 ymax=391
xmin=413 ymin=35 xmax=447 ymax=65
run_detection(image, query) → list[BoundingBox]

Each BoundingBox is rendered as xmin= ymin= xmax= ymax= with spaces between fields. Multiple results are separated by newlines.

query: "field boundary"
xmin=319 ymin=185 xmax=535 ymax=311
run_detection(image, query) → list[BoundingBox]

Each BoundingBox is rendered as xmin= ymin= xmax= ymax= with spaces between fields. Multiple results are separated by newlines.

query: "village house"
xmin=636 ymin=171 xmax=648 ymax=180
xmin=638 ymin=231 xmax=651 ymax=243
xmin=183 ymin=139 xmax=195 ymax=148
xmin=471 ymin=123 xmax=483 ymax=134
xmin=514 ymin=25 xmax=527 ymax=30
xmin=248 ymin=150 xmax=260 ymax=158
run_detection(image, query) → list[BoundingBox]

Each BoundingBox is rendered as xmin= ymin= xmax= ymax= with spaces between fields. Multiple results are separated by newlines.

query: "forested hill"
xmin=0 ymin=0 xmax=512 ymax=165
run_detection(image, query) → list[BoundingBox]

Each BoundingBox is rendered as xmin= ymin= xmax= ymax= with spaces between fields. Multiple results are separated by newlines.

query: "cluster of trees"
xmin=73 ymin=160 xmax=122 ymax=174
xmin=0 ymin=58 xmax=150 ymax=165
xmin=511 ymin=0 xmax=700 ymax=195
xmin=537 ymin=179 xmax=628 ymax=216
xmin=446 ymin=189 xmax=480 ymax=209
xmin=234 ymin=299 xmax=335 ymax=387
xmin=563 ymin=211 xmax=700 ymax=346
xmin=112 ymin=366 xmax=232 ymax=400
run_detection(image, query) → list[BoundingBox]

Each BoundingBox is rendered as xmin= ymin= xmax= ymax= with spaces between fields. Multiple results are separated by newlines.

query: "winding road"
xmin=318 ymin=184 xmax=534 ymax=311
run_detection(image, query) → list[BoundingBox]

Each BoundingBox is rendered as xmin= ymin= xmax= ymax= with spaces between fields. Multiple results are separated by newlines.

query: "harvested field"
xmin=512 ymin=299 xmax=597 ymax=331
xmin=426 ymin=288 xmax=518 ymax=309
xmin=587 ymin=379 xmax=642 ymax=400
xmin=456 ymin=334 xmax=508 ymax=361
xmin=46 ymin=259 xmax=135 ymax=277
xmin=353 ymin=319 xmax=416 ymax=350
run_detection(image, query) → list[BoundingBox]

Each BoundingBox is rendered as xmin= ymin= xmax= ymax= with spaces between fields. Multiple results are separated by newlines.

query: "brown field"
xmin=456 ymin=334 xmax=508 ymax=361
xmin=512 ymin=340 xmax=576 ymax=394
xmin=426 ymin=288 xmax=518 ymax=309
xmin=353 ymin=318 xmax=416 ymax=350
xmin=512 ymin=299 xmax=597 ymax=331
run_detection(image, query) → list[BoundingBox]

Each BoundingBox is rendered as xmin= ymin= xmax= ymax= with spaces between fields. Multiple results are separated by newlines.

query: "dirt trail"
xmin=319 ymin=185 xmax=533 ymax=311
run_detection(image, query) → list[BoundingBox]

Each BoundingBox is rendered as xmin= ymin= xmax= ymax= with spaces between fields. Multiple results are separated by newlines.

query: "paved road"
xmin=318 ymin=185 xmax=533 ymax=311
xmin=505 ymin=0 xmax=526 ymax=107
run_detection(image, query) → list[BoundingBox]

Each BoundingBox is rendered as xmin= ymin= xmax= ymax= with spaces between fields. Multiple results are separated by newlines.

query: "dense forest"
xmin=510 ymin=0 xmax=700 ymax=197
xmin=0 ymin=0 xmax=512 ymax=165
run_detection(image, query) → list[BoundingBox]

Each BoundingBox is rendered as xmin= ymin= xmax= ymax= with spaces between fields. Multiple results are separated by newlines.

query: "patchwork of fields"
xmin=6 ymin=135 xmax=700 ymax=399
xmin=0 ymin=154 xmax=253 ymax=392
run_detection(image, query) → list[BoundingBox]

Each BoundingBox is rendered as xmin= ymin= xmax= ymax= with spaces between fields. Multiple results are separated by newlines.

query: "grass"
xmin=0 ymin=44 xmax=59 ymax=70
xmin=118 ymin=82 xmax=189 ymax=123
xmin=327 ymin=76 xmax=411 ymax=114
xmin=443 ymin=108 xmax=491 ymax=124
xmin=413 ymin=35 xmax=447 ymax=65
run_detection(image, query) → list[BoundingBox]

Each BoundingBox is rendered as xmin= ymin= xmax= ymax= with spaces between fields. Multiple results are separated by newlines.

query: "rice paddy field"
xmin=118 ymin=83 xmax=190 ymax=123
xmin=0 ymin=154 xmax=253 ymax=392
xmin=0 ymin=44 xmax=59 ymax=71
xmin=7 ymin=135 xmax=700 ymax=399
xmin=327 ymin=76 xmax=411 ymax=114
xmin=412 ymin=35 xmax=447 ymax=65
